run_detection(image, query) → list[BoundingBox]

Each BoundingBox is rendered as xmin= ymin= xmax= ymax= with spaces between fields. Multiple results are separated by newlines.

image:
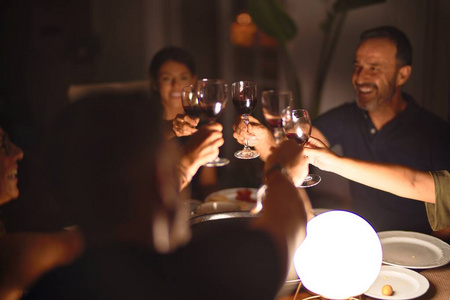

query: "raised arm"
xmin=304 ymin=137 xmax=435 ymax=203
xmin=251 ymin=140 xmax=309 ymax=278
xmin=177 ymin=123 xmax=224 ymax=190
xmin=311 ymin=126 xmax=330 ymax=147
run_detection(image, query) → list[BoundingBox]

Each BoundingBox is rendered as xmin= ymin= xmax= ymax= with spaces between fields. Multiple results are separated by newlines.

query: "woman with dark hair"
xmin=149 ymin=46 xmax=220 ymax=199
xmin=149 ymin=46 xmax=199 ymax=138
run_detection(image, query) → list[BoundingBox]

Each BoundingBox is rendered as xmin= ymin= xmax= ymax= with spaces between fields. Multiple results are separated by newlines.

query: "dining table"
xmin=277 ymin=255 xmax=450 ymax=300
xmin=192 ymin=188 xmax=450 ymax=300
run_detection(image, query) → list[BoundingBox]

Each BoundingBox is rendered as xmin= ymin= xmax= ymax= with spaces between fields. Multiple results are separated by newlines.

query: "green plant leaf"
xmin=333 ymin=0 xmax=386 ymax=12
xmin=246 ymin=0 xmax=297 ymax=43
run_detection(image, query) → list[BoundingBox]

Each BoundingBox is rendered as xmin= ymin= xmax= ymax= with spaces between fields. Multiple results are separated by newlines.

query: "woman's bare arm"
xmin=304 ymin=137 xmax=435 ymax=203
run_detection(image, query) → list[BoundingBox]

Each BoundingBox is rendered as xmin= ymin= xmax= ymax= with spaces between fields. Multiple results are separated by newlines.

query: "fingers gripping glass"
xmin=285 ymin=109 xmax=321 ymax=188
xmin=231 ymin=81 xmax=259 ymax=159
xmin=197 ymin=79 xmax=230 ymax=167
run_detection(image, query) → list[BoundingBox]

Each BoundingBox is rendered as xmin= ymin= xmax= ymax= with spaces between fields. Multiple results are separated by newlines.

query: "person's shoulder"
xmin=405 ymin=94 xmax=448 ymax=126
xmin=317 ymin=101 xmax=358 ymax=117
xmin=313 ymin=101 xmax=359 ymax=126
xmin=325 ymin=101 xmax=357 ymax=112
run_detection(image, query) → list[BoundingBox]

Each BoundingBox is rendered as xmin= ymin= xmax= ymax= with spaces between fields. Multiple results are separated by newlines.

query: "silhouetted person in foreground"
xmin=24 ymin=93 xmax=310 ymax=299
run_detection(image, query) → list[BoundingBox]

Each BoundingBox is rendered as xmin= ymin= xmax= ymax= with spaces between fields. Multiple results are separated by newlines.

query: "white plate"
xmin=195 ymin=201 xmax=241 ymax=214
xmin=205 ymin=187 xmax=258 ymax=211
xmin=378 ymin=231 xmax=450 ymax=269
xmin=364 ymin=265 xmax=429 ymax=299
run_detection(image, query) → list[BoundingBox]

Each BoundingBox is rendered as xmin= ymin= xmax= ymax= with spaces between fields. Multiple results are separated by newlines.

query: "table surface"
xmin=277 ymin=263 xmax=450 ymax=300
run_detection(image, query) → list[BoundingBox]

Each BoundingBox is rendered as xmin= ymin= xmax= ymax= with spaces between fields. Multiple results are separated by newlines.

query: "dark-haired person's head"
xmin=359 ymin=26 xmax=412 ymax=67
xmin=0 ymin=125 xmax=24 ymax=205
xmin=148 ymin=46 xmax=196 ymax=83
xmin=353 ymin=26 xmax=412 ymax=112
xmin=148 ymin=47 xmax=198 ymax=119
xmin=44 ymin=93 xmax=190 ymax=252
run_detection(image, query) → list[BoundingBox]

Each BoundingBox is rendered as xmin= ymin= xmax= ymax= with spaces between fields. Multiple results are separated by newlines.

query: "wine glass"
xmin=231 ymin=81 xmax=259 ymax=159
xmin=261 ymin=90 xmax=293 ymax=144
xmin=285 ymin=109 xmax=321 ymax=188
xmin=196 ymin=78 xmax=230 ymax=167
xmin=181 ymin=85 xmax=202 ymax=118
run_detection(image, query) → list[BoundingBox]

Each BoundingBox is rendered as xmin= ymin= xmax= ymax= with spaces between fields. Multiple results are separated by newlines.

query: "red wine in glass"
xmin=265 ymin=117 xmax=283 ymax=129
xmin=231 ymin=81 xmax=259 ymax=159
xmin=200 ymin=102 xmax=224 ymax=122
xmin=232 ymin=95 xmax=257 ymax=115
xmin=181 ymin=85 xmax=202 ymax=118
xmin=183 ymin=105 xmax=202 ymax=118
xmin=196 ymin=79 xmax=229 ymax=167
xmin=286 ymin=132 xmax=309 ymax=146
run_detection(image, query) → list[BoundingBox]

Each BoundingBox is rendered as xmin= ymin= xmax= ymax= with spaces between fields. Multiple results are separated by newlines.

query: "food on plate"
xmin=381 ymin=284 xmax=393 ymax=296
xmin=205 ymin=194 xmax=233 ymax=203
xmin=204 ymin=189 xmax=256 ymax=211
xmin=236 ymin=189 xmax=255 ymax=202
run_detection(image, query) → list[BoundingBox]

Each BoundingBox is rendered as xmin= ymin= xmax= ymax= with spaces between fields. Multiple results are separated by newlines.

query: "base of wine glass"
xmin=234 ymin=148 xmax=259 ymax=160
xmin=297 ymin=174 xmax=321 ymax=188
xmin=204 ymin=157 xmax=230 ymax=167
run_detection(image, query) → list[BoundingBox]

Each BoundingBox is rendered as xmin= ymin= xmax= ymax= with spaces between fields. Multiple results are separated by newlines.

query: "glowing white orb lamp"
xmin=294 ymin=210 xmax=382 ymax=299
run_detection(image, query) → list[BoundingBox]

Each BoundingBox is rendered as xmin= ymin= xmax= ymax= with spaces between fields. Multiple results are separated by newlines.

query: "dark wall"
xmin=1 ymin=0 xmax=94 ymax=231
xmin=1 ymin=0 xmax=93 ymax=138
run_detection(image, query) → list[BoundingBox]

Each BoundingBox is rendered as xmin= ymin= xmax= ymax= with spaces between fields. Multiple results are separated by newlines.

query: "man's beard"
xmin=355 ymin=79 xmax=396 ymax=111
xmin=355 ymin=83 xmax=378 ymax=111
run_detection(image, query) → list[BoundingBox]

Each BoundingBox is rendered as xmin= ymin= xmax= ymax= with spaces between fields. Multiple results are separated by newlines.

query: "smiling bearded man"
xmin=229 ymin=26 xmax=450 ymax=233
xmin=310 ymin=26 xmax=450 ymax=234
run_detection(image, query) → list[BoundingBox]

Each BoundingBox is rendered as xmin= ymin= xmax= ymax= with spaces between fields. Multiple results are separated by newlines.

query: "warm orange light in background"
xmin=236 ymin=12 xmax=252 ymax=25
xmin=230 ymin=12 xmax=278 ymax=48
xmin=230 ymin=13 xmax=257 ymax=47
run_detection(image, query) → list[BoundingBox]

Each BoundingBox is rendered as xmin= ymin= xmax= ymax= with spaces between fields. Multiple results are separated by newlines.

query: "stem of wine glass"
xmin=207 ymin=118 xmax=224 ymax=164
xmin=242 ymin=114 xmax=251 ymax=150
xmin=210 ymin=118 xmax=220 ymax=162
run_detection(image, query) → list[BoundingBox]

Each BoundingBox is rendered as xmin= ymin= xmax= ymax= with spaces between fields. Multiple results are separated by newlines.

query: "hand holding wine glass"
xmin=285 ymin=109 xmax=321 ymax=187
xmin=231 ymin=81 xmax=259 ymax=159
xmin=251 ymin=138 xmax=310 ymax=215
xmin=232 ymin=115 xmax=276 ymax=162
xmin=178 ymin=122 xmax=224 ymax=188
xmin=197 ymin=79 xmax=229 ymax=167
